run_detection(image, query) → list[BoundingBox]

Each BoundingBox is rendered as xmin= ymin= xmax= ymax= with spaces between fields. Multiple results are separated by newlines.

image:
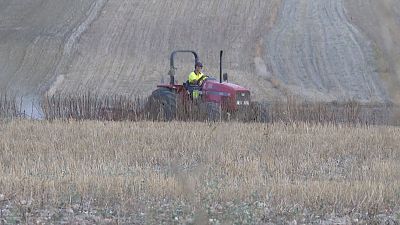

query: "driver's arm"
xmin=199 ymin=75 xmax=206 ymax=81
xmin=198 ymin=74 xmax=208 ymax=85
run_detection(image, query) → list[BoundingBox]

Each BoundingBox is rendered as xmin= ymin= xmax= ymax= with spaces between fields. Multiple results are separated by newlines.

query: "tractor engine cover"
xmin=201 ymin=79 xmax=250 ymax=111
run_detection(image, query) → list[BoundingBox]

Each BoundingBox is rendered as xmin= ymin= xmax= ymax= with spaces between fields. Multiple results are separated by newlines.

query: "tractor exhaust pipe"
xmin=220 ymin=50 xmax=223 ymax=83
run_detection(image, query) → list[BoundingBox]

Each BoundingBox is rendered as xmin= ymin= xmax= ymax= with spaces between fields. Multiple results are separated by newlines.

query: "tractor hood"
xmin=202 ymin=79 xmax=249 ymax=93
xmin=201 ymin=79 xmax=251 ymax=110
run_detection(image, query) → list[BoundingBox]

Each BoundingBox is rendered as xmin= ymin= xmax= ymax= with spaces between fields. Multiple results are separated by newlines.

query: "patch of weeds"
xmin=171 ymin=203 xmax=185 ymax=221
xmin=144 ymin=200 xmax=194 ymax=224
xmin=50 ymin=208 xmax=65 ymax=223
xmin=231 ymin=202 xmax=257 ymax=224
xmin=4 ymin=211 xmax=20 ymax=225
xmin=96 ymin=207 xmax=117 ymax=219
xmin=4 ymin=216 xmax=19 ymax=225
xmin=205 ymin=200 xmax=267 ymax=225
xmin=5 ymin=207 xmax=22 ymax=225
xmin=67 ymin=192 xmax=82 ymax=206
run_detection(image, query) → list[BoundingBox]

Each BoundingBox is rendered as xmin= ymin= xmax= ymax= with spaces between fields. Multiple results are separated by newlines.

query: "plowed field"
xmin=0 ymin=0 xmax=399 ymax=104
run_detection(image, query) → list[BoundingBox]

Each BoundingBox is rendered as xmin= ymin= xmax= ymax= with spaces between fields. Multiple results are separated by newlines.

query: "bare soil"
xmin=1 ymin=0 xmax=400 ymax=105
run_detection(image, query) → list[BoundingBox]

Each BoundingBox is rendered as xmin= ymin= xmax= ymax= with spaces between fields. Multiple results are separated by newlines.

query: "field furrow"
xmin=266 ymin=0 xmax=388 ymax=103
xmin=1 ymin=0 xmax=400 ymax=105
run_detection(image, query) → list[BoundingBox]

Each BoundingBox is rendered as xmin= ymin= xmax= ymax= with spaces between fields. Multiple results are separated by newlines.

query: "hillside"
xmin=0 ymin=0 xmax=399 ymax=104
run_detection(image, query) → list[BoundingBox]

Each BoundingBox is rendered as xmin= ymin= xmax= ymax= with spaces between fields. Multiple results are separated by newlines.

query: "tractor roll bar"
xmin=168 ymin=50 xmax=199 ymax=85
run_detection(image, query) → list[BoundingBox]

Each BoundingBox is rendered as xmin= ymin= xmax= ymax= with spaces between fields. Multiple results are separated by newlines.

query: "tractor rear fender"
xmin=156 ymin=84 xmax=186 ymax=93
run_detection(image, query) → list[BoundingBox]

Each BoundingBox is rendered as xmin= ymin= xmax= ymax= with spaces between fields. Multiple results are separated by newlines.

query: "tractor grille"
xmin=236 ymin=91 xmax=250 ymax=106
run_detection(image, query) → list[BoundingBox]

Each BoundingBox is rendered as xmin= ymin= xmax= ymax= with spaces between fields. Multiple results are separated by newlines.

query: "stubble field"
xmin=0 ymin=120 xmax=399 ymax=224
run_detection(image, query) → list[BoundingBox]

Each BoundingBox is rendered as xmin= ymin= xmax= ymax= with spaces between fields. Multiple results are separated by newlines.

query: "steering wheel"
xmin=198 ymin=75 xmax=208 ymax=85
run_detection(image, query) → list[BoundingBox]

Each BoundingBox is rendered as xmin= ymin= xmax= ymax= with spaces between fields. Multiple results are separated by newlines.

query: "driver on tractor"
xmin=188 ymin=62 xmax=207 ymax=86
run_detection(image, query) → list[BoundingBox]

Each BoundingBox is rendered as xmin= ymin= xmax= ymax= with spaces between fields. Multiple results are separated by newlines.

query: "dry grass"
xmin=41 ymin=94 xmax=144 ymax=121
xmin=0 ymin=120 xmax=399 ymax=223
xmin=40 ymin=94 xmax=394 ymax=126
xmin=0 ymin=95 xmax=18 ymax=119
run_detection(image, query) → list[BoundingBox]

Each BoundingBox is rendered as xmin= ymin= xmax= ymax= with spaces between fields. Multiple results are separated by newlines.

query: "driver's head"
xmin=195 ymin=62 xmax=203 ymax=72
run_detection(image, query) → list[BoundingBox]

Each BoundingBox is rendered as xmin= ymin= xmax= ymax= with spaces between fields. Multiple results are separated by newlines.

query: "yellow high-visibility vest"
xmin=188 ymin=71 xmax=204 ymax=85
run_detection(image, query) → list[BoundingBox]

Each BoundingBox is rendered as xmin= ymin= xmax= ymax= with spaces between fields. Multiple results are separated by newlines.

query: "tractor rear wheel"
xmin=147 ymin=87 xmax=177 ymax=121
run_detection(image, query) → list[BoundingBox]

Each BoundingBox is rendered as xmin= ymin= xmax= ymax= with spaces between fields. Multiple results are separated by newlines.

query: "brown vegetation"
xmin=0 ymin=96 xmax=398 ymax=223
xmin=0 ymin=120 xmax=399 ymax=223
xmin=40 ymin=94 xmax=394 ymax=125
xmin=0 ymin=95 xmax=18 ymax=118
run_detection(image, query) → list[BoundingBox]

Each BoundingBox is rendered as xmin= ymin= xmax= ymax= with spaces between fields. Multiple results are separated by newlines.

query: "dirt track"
xmin=0 ymin=0 xmax=96 ymax=96
xmin=0 ymin=0 xmax=399 ymax=104
xmin=345 ymin=0 xmax=400 ymax=105
xmin=265 ymin=0 xmax=389 ymax=103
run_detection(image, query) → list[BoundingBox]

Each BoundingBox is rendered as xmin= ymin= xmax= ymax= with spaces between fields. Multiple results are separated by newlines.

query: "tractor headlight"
xmin=237 ymin=101 xmax=242 ymax=105
xmin=243 ymin=101 xmax=250 ymax=105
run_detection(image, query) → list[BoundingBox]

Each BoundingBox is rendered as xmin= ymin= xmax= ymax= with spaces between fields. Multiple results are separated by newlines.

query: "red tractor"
xmin=147 ymin=50 xmax=265 ymax=121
